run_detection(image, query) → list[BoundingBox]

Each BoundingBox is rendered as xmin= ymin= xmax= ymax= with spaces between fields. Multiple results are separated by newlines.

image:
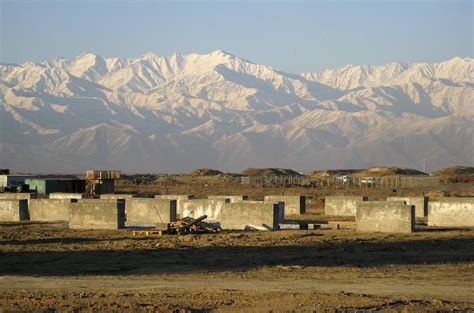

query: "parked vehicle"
xmin=360 ymin=177 xmax=377 ymax=184
xmin=336 ymin=175 xmax=353 ymax=183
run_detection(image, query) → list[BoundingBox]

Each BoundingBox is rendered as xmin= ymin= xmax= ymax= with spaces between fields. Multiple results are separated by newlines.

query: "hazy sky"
xmin=1 ymin=0 xmax=472 ymax=72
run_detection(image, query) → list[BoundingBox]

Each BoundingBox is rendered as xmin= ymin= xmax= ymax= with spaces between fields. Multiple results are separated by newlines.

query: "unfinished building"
xmin=325 ymin=196 xmax=368 ymax=216
xmin=264 ymin=195 xmax=305 ymax=215
xmin=0 ymin=193 xmax=36 ymax=200
xmin=0 ymin=199 xmax=29 ymax=221
xmin=49 ymin=193 xmax=85 ymax=200
xmin=387 ymin=196 xmax=428 ymax=217
xmin=28 ymin=199 xmax=76 ymax=222
xmin=428 ymin=197 xmax=474 ymax=228
xmin=155 ymin=195 xmax=194 ymax=200
xmin=207 ymin=195 xmax=248 ymax=203
xmin=356 ymin=201 xmax=415 ymax=233
xmin=220 ymin=202 xmax=280 ymax=231
xmin=125 ymin=198 xmax=177 ymax=226
xmin=69 ymin=199 xmax=125 ymax=229
xmin=178 ymin=199 xmax=226 ymax=221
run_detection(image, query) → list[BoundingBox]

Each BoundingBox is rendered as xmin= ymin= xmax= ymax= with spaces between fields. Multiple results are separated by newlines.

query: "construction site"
xmin=0 ymin=166 xmax=473 ymax=312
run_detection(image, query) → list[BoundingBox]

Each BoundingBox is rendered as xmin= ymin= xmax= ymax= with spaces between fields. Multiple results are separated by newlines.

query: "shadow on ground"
xmin=0 ymin=236 xmax=154 ymax=246
xmin=1 ymin=236 xmax=473 ymax=276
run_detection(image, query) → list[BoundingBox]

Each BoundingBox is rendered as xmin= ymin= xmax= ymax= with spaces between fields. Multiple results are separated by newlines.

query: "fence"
xmin=240 ymin=176 xmax=319 ymax=187
xmin=241 ymin=175 xmax=440 ymax=189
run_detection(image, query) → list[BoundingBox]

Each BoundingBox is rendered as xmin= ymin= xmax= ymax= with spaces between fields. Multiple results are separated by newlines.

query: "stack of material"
xmin=131 ymin=215 xmax=221 ymax=236
xmin=169 ymin=215 xmax=221 ymax=234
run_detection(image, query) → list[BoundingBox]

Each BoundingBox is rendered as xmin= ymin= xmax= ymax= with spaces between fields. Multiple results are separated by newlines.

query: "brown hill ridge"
xmin=241 ymin=168 xmax=303 ymax=177
xmin=309 ymin=167 xmax=427 ymax=177
xmin=432 ymin=166 xmax=474 ymax=176
xmin=177 ymin=166 xmax=471 ymax=178
xmin=187 ymin=168 xmax=224 ymax=176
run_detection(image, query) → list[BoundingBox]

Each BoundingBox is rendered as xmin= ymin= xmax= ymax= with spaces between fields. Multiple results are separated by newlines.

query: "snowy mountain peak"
xmin=76 ymin=52 xmax=100 ymax=60
xmin=138 ymin=52 xmax=167 ymax=66
xmin=302 ymin=56 xmax=473 ymax=90
xmin=142 ymin=51 xmax=159 ymax=59
xmin=209 ymin=49 xmax=235 ymax=58
xmin=0 ymin=53 xmax=472 ymax=172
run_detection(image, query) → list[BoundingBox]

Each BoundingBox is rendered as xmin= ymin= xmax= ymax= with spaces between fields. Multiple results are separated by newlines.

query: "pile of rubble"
xmin=131 ymin=215 xmax=221 ymax=236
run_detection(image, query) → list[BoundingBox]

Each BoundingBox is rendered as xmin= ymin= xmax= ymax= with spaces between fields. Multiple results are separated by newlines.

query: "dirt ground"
xmin=1 ymin=181 xmax=473 ymax=312
xmin=1 ymin=221 xmax=473 ymax=312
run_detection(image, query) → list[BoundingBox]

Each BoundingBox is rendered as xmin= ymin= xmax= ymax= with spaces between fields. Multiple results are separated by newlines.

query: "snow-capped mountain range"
xmin=1 ymin=50 xmax=472 ymax=173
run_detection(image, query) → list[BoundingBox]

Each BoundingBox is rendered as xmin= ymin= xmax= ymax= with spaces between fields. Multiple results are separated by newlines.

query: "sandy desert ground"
xmin=0 ymin=221 xmax=473 ymax=312
xmin=1 ymin=177 xmax=473 ymax=312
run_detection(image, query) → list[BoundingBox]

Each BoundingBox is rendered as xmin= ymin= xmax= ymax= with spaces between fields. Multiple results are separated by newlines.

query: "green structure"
xmin=25 ymin=178 xmax=85 ymax=195
xmin=25 ymin=179 xmax=58 ymax=195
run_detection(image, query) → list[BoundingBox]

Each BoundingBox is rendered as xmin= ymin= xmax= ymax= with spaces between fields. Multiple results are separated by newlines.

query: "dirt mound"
xmin=432 ymin=166 xmax=474 ymax=176
xmin=308 ymin=167 xmax=426 ymax=177
xmin=187 ymin=168 xmax=224 ymax=176
xmin=432 ymin=166 xmax=474 ymax=183
xmin=242 ymin=168 xmax=303 ymax=177
xmin=308 ymin=169 xmax=359 ymax=177
xmin=357 ymin=167 xmax=427 ymax=176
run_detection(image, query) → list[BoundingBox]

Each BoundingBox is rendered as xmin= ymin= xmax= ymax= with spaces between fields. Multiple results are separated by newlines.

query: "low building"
xmin=25 ymin=178 xmax=85 ymax=195
xmin=0 ymin=174 xmax=37 ymax=188
xmin=92 ymin=179 xmax=115 ymax=194
xmin=85 ymin=170 xmax=120 ymax=195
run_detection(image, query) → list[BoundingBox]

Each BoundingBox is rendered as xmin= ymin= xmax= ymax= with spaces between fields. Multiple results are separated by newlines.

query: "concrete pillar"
xmin=69 ymin=199 xmax=125 ymax=229
xmin=0 ymin=199 xmax=29 ymax=221
xmin=428 ymin=197 xmax=474 ymax=227
xmin=356 ymin=201 xmax=414 ymax=233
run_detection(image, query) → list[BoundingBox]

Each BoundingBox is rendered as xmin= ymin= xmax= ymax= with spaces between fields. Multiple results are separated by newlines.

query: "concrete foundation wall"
xmin=0 ymin=193 xmax=36 ymax=200
xmin=0 ymin=199 xmax=28 ymax=221
xmin=49 ymin=193 xmax=84 ymax=200
xmin=207 ymin=195 xmax=248 ymax=203
xmin=155 ymin=195 xmax=194 ymax=200
xmin=126 ymin=199 xmax=177 ymax=225
xmin=356 ymin=201 xmax=414 ymax=233
xmin=179 ymin=199 xmax=226 ymax=221
xmin=387 ymin=196 xmax=428 ymax=217
xmin=325 ymin=196 xmax=368 ymax=216
xmin=264 ymin=196 xmax=305 ymax=215
xmin=29 ymin=199 xmax=76 ymax=221
xmin=100 ymin=194 xmax=135 ymax=200
xmin=69 ymin=199 xmax=125 ymax=229
xmin=154 ymin=195 xmax=194 ymax=214
xmin=428 ymin=197 xmax=474 ymax=228
xmin=234 ymin=200 xmax=284 ymax=222
xmin=220 ymin=202 xmax=279 ymax=230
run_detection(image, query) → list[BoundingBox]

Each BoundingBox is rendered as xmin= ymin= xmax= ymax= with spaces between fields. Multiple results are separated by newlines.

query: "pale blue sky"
xmin=1 ymin=0 xmax=472 ymax=72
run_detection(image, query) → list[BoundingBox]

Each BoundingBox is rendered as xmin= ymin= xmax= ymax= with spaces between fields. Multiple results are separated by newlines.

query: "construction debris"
xmin=131 ymin=230 xmax=165 ymax=236
xmin=130 ymin=215 xmax=221 ymax=236
xmin=169 ymin=215 xmax=222 ymax=235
